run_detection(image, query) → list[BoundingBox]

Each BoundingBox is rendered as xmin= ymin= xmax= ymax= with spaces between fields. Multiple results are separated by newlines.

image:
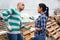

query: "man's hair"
xmin=17 ymin=2 xmax=24 ymax=6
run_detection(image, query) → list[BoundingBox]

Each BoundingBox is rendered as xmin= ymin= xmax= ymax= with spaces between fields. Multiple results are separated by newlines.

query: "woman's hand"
xmin=35 ymin=27 xmax=41 ymax=31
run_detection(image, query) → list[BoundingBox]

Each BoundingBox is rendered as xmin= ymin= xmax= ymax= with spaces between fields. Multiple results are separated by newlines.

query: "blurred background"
xmin=0 ymin=0 xmax=60 ymax=40
xmin=0 ymin=0 xmax=60 ymax=19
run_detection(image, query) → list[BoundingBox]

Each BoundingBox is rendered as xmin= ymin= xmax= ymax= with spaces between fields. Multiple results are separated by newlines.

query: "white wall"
xmin=10 ymin=0 xmax=60 ymax=17
xmin=0 ymin=0 xmax=60 ymax=17
xmin=0 ymin=0 xmax=12 ymax=9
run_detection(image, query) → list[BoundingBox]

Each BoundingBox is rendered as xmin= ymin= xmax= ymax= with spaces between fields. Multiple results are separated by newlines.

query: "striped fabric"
xmin=2 ymin=8 xmax=25 ymax=33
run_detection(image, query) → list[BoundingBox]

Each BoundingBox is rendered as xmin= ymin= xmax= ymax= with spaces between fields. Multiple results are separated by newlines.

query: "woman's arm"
xmin=35 ymin=27 xmax=41 ymax=31
xmin=40 ymin=17 xmax=47 ymax=32
xmin=35 ymin=16 xmax=47 ymax=31
xmin=35 ymin=17 xmax=41 ymax=31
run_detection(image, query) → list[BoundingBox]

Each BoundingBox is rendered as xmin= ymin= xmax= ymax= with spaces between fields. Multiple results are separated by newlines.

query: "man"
xmin=2 ymin=2 xmax=27 ymax=40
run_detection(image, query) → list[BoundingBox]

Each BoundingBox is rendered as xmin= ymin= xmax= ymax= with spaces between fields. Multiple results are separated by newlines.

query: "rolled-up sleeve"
xmin=2 ymin=9 xmax=12 ymax=23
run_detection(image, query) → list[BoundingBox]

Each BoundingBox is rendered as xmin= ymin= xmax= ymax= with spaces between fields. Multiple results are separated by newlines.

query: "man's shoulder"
xmin=10 ymin=8 xmax=18 ymax=13
xmin=10 ymin=8 xmax=15 ymax=11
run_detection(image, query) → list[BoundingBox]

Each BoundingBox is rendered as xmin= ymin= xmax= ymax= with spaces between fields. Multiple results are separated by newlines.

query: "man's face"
xmin=18 ymin=3 xmax=24 ymax=11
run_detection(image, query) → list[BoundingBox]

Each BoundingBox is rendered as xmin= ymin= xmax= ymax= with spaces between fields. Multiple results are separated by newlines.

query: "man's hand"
xmin=29 ymin=27 xmax=36 ymax=32
xmin=25 ymin=26 xmax=31 ymax=29
xmin=7 ymin=25 xmax=12 ymax=31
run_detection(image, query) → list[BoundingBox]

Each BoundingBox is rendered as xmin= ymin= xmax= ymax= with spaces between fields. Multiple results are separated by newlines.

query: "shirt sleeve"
xmin=20 ymin=22 xmax=27 ymax=29
xmin=20 ymin=17 xmax=30 ymax=29
xmin=21 ymin=24 xmax=26 ymax=28
xmin=40 ymin=17 xmax=47 ymax=32
xmin=19 ymin=16 xmax=26 ymax=28
xmin=35 ymin=17 xmax=41 ymax=28
xmin=2 ymin=9 xmax=12 ymax=23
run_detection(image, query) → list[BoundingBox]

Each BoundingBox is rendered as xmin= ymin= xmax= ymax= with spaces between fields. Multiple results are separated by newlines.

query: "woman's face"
xmin=37 ymin=6 xmax=42 ymax=13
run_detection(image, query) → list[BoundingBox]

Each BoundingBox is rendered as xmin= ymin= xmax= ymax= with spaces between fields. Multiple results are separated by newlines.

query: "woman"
xmin=32 ymin=3 xmax=49 ymax=40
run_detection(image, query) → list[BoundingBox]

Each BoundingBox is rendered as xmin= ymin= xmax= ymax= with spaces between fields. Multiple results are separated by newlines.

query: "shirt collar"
xmin=38 ymin=12 xmax=45 ymax=17
xmin=15 ymin=8 xmax=20 ymax=12
xmin=40 ymin=12 xmax=45 ymax=15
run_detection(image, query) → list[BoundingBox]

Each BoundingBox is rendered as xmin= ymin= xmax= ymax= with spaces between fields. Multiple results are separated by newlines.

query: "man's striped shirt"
xmin=2 ymin=8 xmax=25 ymax=34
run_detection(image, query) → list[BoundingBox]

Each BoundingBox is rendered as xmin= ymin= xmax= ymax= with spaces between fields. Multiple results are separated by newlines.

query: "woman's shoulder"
xmin=40 ymin=14 xmax=46 ymax=17
xmin=40 ymin=14 xmax=47 ymax=19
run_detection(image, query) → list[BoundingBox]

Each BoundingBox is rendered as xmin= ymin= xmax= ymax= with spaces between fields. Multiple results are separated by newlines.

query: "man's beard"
xmin=18 ymin=8 xmax=23 ymax=12
xmin=19 ymin=9 xmax=23 ymax=11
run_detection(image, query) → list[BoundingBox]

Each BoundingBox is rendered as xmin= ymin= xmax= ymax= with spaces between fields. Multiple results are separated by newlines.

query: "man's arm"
xmin=2 ymin=9 xmax=12 ymax=23
xmin=20 ymin=17 xmax=30 ymax=29
xmin=2 ymin=9 xmax=12 ymax=30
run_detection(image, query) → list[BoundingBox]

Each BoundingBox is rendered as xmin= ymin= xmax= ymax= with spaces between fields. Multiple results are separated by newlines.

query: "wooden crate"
xmin=46 ymin=17 xmax=60 ymax=40
xmin=52 ymin=32 xmax=60 ymax=40
xmin=0 ymin=34 xmax=8 ymax=40
xmin=22 ymin=30 xmax=34 ymax=40
xmin=24 ymin=32 xmax=34 ymax=40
